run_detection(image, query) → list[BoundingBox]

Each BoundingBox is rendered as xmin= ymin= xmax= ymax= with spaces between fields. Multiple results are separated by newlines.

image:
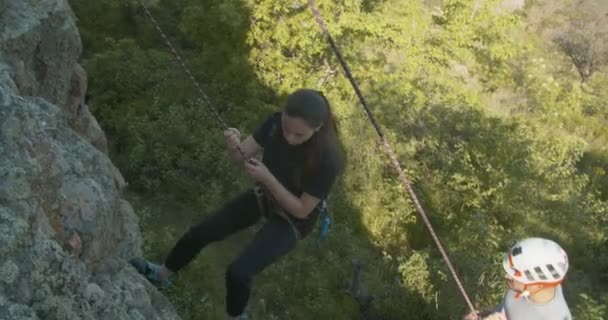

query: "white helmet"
xmin=502 ymin=237 xmax=569 ymax=285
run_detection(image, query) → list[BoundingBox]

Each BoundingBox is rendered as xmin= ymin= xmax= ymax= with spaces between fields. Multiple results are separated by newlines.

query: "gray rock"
xmin=4 ymin=303 xmax=40 ymax=320
xmin=0 ymin=260 xmax=19 ymax=285
xmin=14 ymin=278 xmax=34 ymax=306
xmin=0 ymin=0 xmax=181 ymax=319
xmin=84 ymin=283 xmax=105 ymax=303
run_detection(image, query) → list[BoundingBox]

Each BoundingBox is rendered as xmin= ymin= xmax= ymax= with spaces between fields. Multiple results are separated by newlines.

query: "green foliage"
xmin=83 ymin=39 xmax=241 ymax=199
xmin=70 ymin=0 xmax=608 ymax=318
xmin=572 ymin=294 xmax=608 ymax=320
xmin=69 ymin=0 xmax=138 ymax=56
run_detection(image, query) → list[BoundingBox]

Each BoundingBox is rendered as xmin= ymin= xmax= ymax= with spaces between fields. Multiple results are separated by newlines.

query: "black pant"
xmin=164 ymin=190 xmax=298 ymax=316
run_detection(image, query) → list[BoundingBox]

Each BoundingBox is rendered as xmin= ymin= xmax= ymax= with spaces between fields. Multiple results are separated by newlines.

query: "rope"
xmin=134 ymin=0 xmax=291 ymax=229
xmin=306 ymin=0 xmax=478 ymax=314
xmin=135 ymin=0 xmax=254 ymax=162
xmin=135 ymin=0 xmax=227 ymax=129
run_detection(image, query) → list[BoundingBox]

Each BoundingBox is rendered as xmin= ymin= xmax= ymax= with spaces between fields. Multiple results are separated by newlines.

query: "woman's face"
xmin=281 ymin=112 xmax=319 ymax=145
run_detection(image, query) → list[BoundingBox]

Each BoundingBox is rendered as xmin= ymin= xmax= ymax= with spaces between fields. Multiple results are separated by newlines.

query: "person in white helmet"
xmin=464 ymin=237 xmax=572 ymax=320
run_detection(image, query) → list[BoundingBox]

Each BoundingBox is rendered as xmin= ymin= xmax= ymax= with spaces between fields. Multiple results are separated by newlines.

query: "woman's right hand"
xmin=224 ymin=128 xmax=241 ymax=150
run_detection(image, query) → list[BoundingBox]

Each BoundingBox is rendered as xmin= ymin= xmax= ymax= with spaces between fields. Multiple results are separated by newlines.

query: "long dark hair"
xmin=284 ymin=89 xmax=345 ymax=191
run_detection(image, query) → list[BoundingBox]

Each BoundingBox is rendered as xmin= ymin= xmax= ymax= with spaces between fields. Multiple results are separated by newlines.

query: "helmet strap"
xmin=515 ymin=282 xmax=560 ymax=301
xmin=514 ymin=286 xmax=529 ymax=299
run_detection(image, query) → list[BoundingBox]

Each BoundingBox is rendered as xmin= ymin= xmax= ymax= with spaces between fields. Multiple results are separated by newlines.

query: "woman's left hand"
xmin=244 ymin=158 xmax=273 ymax=184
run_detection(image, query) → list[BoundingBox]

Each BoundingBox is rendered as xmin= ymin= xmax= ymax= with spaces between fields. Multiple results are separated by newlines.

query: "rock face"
xmin=0 ymin=1 xmax=180 ymax=319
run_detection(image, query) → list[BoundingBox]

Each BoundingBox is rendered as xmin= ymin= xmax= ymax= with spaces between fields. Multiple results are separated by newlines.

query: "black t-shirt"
xmin=253 ymin=112 xmax=337 ymax=235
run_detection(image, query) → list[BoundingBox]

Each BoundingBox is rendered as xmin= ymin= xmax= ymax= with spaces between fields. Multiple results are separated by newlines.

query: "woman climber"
xmin=131 ymin=88 xmax=345 ymax=319
xmin=465 ymin=237 xmax=572 ymax=320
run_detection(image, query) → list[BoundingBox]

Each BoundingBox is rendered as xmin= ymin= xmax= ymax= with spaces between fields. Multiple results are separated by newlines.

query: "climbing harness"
xmin=253 ymin=183 xmax=302 ymax=240
xmin=254 ymin=182 xmax=331 ymax=242
xmin=306 ymin=0 xmax=477 ymax=314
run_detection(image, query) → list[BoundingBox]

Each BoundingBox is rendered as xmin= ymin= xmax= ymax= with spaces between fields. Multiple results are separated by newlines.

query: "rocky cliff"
xmin=0 ymin=1 xmax=180 ymax=319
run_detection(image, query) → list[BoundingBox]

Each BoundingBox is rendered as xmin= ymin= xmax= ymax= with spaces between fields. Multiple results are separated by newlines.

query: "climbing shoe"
xmin=129 ymin=257 xmax=174 ymax=288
